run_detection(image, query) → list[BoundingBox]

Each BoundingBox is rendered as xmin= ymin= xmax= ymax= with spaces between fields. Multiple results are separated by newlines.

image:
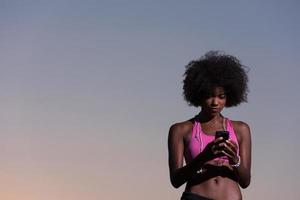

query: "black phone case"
xmin=215 ymin=131 xmax=229 ymax=140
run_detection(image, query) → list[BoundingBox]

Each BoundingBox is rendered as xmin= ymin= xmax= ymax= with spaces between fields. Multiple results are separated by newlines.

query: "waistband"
xmin=181 ymin=192 xmax=212 ymax=200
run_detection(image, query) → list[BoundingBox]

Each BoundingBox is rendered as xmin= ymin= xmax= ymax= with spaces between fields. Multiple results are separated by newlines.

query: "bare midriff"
xmin=186 ymin=176 xmax=242 ymax=200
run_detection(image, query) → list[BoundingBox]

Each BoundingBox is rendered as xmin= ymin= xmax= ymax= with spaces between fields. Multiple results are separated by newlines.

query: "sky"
xmin=0 ymin=0 xmax=299 ymax=199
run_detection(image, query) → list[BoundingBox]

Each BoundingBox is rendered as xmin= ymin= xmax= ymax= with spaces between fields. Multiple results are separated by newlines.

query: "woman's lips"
xmin=210 ymin=107 xmax=220 ymax=112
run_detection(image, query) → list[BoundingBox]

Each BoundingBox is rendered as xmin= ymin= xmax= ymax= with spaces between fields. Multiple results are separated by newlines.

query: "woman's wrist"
xmin=230 ymin=155 xmax=241 ymax=168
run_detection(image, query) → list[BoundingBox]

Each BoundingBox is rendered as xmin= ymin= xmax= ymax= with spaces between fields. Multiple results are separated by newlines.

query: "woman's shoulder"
xmin=168 ymin=119 xmax=194 ymax=138
xmin=230 ymin=120 xmax=250 ymax=130
xmin=229 ymin=119 xmax=251 ymax=140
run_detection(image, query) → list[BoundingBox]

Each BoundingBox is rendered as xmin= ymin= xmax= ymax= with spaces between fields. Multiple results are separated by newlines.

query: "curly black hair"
xmin=183 ymin=51 xmax=249 ymax=107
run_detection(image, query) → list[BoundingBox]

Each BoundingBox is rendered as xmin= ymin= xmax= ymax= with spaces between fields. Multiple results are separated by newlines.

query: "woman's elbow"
xmin=170 ymin=175 xmax=183 ymax=189
xmin=240 ymin=182 xmax=250 ymax=189
xmin=171 ymin=182 xmax=181 ymax=189
xmin=239 ymin=176 xmax=251 ymax=189
xmin=170 ymin=178 xmax=181 ymax=188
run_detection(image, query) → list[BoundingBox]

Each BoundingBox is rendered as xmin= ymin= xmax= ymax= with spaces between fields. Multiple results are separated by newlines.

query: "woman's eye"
xmin=219 ymin=94 xmax=226 ymax=99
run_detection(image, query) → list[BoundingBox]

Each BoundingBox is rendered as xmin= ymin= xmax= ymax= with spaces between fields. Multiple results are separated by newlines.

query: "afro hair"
xmin=183 ymin=51 xmax=249 ymax=107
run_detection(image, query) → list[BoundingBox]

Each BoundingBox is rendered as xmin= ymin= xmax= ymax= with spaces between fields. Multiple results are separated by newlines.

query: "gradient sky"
xmin=0 ymin=1 xmax=299 ymax=199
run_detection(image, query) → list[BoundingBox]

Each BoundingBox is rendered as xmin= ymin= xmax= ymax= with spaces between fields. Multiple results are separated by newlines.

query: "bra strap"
xmin=222 ymin=117 xmax=227 ymax=131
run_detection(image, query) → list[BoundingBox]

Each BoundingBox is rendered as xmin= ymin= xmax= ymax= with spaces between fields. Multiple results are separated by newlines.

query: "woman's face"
xmin=201 ymin=86 xmax=226 ymax=116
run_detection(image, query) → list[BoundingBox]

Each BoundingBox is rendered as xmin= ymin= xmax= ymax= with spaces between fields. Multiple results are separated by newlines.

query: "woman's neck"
xmin=197 ymin=111 xmax=223 ymax=123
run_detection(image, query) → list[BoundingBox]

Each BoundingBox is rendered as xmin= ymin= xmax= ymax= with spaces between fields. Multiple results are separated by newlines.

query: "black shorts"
xmin=181 ymin=192 xmax=212 ymax=200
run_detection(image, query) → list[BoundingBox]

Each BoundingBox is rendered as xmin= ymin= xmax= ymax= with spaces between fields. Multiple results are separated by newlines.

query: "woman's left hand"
xmin=218 ymin=139 xmax=239 ymax=165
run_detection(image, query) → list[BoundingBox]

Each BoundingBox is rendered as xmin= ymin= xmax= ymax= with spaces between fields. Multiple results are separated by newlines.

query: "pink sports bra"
xmin=184 ymin=118 xmax=239 ymax=164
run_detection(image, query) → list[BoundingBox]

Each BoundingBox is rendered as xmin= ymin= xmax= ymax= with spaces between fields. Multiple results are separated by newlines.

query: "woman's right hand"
xmin=198 ymin=137 xmax=226 ymax=161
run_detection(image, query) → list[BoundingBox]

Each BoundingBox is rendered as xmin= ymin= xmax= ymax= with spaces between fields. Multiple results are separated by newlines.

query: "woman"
xmin=168 ymin=51 xmax=251 ymax=200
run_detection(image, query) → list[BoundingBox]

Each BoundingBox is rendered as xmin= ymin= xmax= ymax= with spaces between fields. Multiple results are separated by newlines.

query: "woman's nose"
xmin=211 ymin=98 xmax=218 ymax=106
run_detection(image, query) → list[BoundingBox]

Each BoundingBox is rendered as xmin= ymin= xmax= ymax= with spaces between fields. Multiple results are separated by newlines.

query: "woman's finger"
xmin=220 ymin=143 xmax=236 ymax=157
xmin=226 ymin=140 xmax=237 ymax=150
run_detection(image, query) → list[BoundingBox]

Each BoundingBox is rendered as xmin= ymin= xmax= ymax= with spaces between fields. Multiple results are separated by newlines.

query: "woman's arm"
xmin=232 ymin=121 xmax=252 ymax=188
xmin=168 ymin=122 xmax=214 ymax=188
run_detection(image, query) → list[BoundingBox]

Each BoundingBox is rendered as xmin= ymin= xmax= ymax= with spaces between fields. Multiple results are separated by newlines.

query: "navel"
xmin=214 ymin=176 xmax=221 ymax=184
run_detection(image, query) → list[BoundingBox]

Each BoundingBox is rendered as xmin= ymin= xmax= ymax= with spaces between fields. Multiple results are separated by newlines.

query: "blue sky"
xmin=0 ymin=1 xmax=299 ymax=199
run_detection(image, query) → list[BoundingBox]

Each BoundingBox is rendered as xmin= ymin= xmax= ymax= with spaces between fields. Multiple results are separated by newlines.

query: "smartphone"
xmin=215 ymin=131 xmax=229 ymax=140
